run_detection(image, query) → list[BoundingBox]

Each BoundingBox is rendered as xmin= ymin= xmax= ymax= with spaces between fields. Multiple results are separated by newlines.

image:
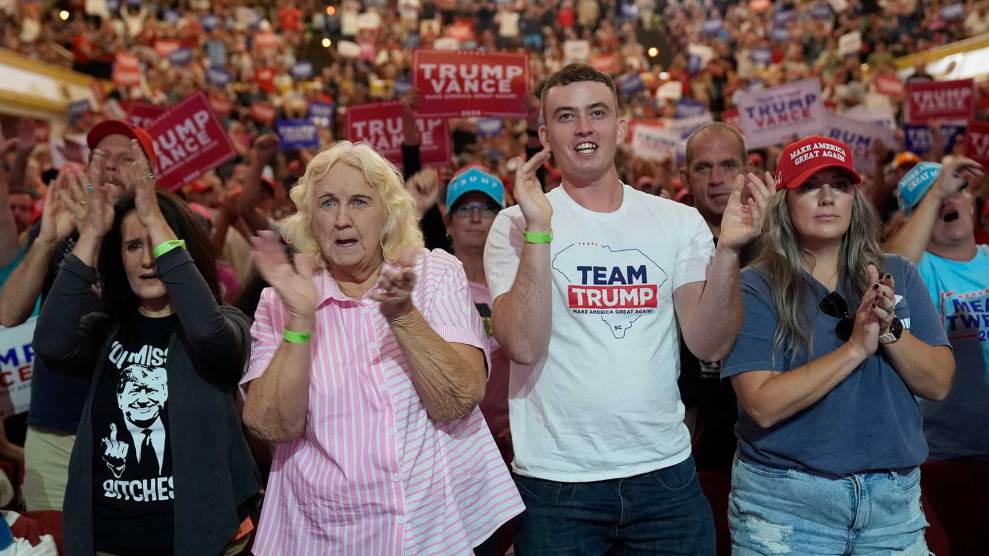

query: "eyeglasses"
xmin=452 ymin=202 xmax=499 ymax=219
xmin=819 ymin=291 xmax=853 ymax=341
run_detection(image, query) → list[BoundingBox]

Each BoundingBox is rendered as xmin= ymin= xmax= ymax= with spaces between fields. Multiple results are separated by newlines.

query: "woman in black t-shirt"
xmin=34 ymin=144 xmax=259 ymax=556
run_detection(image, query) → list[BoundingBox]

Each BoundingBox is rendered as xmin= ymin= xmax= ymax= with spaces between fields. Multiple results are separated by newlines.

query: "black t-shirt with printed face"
xmin=92 ymin=313 xmax=176 ymax=556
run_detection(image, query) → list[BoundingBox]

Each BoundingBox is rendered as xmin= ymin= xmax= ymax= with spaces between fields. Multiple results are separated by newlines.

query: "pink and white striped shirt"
xmin=242 ymin=249 xmax=524 ymax=555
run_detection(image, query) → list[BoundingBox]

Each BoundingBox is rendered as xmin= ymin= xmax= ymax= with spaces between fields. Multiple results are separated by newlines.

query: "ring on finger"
xmin=86 ymin=183 xmax=94 ymax=193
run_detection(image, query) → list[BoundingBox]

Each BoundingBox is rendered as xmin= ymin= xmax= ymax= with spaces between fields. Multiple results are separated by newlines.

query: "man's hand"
xmin=718 ymin=172 xmax=773 ymax=251
xmin=252 ymin=134 xmax=279 ymax=165
xmin=512 ymin=148 xmax=553 ymax=231
xmin=934 ymin=157 xmax=983 ymax=199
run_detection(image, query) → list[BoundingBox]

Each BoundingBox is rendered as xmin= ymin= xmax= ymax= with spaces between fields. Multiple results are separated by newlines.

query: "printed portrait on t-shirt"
xmin=552 ymin=242 xmax=669 ymax=339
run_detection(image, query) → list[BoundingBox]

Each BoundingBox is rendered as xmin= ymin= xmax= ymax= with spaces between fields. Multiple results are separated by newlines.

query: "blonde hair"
xmin=755 ymin=186 xmax=884 ymax=363
xmin=280 ymin=141 xmax=424 ymax=266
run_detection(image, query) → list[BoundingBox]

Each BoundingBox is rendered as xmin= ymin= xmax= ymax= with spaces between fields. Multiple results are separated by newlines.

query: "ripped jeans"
xmin=729 ymin=457 xmax=931 ymax=555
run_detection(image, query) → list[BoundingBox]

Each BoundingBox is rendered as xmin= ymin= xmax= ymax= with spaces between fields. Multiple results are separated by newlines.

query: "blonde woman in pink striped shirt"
xmin=240 ymin=141 xmax=524 ymax=555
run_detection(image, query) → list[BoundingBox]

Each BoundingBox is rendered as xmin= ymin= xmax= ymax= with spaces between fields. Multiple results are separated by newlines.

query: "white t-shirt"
xmin=484 ymin=184 xmax=714 ymax=482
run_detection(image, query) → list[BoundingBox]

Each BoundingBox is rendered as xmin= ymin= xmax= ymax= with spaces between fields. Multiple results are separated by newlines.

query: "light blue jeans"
xmin=729 ymin=456 xmax=931 ymax=555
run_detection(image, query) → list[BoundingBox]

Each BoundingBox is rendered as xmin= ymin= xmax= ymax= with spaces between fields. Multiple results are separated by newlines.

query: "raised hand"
xmin=252 ymin=134 xmax=279 ymax=165
xmin=513 ymin=148 xmax=553 ymax=232
xmin=719 ymin=171 xmax=774 ymax=250
xmin=63 ymin=166 xmax=114 ymax=240
xmin=15 ymin=118 xmax=37 ymax=154
xmin=848 ymin=264 xmax=884 ymax=358
xmin=405 ymin=168 xmax=439 ymax=216
xmin=935 ymin=156 xmax=983 ymax=199
xmin=371 ymin=246 xmax=420 ymax=322
xmin=37 ymin=169 xmax=79 ymax=245
xmin=119 ymin=139 xmax=155 ymax=193
xmin=250 ymin=231 xmax=319 ymax=328
xmin=101 ymin=423 xmax=128 ymax=479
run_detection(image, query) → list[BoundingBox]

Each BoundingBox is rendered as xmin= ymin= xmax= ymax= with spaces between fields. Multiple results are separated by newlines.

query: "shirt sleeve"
xmin=721 ymin=269 xmax=783 ymax=378
xmin=894 ymin=256 xmax=950 ymax=349
xmin=421 ymin=252 xmax=492 ymax=372
xmin=672 ymin=208 xmax=715 ymax=290
xmin=483 ymin=210 xmax=524 ymax=302
xmin=239 ymin=287 xmax=282 ymax=397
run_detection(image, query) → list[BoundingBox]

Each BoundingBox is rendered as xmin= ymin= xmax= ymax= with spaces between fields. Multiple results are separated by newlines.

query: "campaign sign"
xmin=738 ymin=78 xmax=826 ymax=148
xmin=346 ymin=102 xmax=451 ymax=167
xmin=631 ymin=125 xmax=680 ymax=162
xmin=875 ymin=75 xmax=905 ymax=99
xmin=154 ymin=39 xmax=182 ymax=58
xmin=475 ymin=118 xmax=504 ymax=137
xmin=112 ymin=52 xmax=141 ymax=87
xmin=676 ymin=100 xmax=707 ymax=119
xmin=413 ymin=50 xmax=528 ymax=117
xmin=703 ymin=18 xmax=723 ymax=35
xmin=904 ymin=123 xmax=967 ymax=156
xmin=964 ymin=120 xmax=989 ymax=165
xmin=291 ymin=61 xmax=313 ymax=80
xmin=202 ymin=14 xmax=220 ymax=31
xmin=751 ymin=49 xmax=772 ymax=65
xmin=942 ymin=4 xmax=965 ymax=21
xmin=206 ymin=66 xmax=232 ymax=87
xmin=590 ymin=52 xmax=621 ymax=75
xmin=0 ymin=318 xmax=36 ymax=419
xmin=68 ymin=99 xmax=91 ymax=124
xmin=169 ymin=47 xmax=193 ymax=67
xmin=906 ymin=79 xmax=975 ymax=123
xmin=276 ymin=120 xmax=319 ymax=150
xmin=128 ymin=102 xmax=166 ymax=129
xmin=824 ymin=113 xmax=895 ymax=173
xmin=619 ymin=73 xmax=645 ymax=97
xmin=148 ymin=92 xmax=238 ymax=191
xmin=308 ymin=101 xmax=335 ymax=127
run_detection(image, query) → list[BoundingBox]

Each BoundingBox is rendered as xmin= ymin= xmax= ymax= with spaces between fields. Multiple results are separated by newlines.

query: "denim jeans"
xmin=513 ymin=455 xmax=716 ymax=555
xmin=729 ymin=457 xmax=931 ymax=555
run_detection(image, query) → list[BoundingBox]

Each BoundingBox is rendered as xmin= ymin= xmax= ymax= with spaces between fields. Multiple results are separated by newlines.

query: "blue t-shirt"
xmin=722 ymin=255 xmax=949 ymax=477
xmin=917 ymin=246 xmax=989 ymax=460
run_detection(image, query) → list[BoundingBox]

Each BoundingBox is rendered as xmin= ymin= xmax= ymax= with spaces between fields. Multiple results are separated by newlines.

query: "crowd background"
xmin=0 ymin=0 xmax=988 ymax=554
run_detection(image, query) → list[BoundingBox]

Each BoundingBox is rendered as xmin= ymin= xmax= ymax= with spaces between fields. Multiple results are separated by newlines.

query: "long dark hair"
xmin=99 ymin=189 xmax=220 ymax=321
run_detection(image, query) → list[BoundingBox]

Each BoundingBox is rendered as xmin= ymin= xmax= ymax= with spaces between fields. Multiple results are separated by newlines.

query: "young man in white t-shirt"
xmin=484 ymin=64 xmax=769 ymax=554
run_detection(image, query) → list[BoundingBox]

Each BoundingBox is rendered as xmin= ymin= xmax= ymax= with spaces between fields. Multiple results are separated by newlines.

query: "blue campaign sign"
xmin=68 ymin=99 xmax=91 ymax=124
xmin=688 ymin=54 xmax=704 ymax=75
xmin=307 ymin=102 xmax=335 ymax=127
xmin=276 ymin=120 xmax=320 ymax=150
xmin=202 ymin=14 xmax=220 ymax=31
xmin=676 ymin=100 xmax=707 ymax=119
xmin=169 ymin=48 xmax=193 ymax=67
xmin=904 ymin=123 xmax=967 ymax=155
xmin=206 ymin=66 xmax=231 ymax=87
xmin=291 ymin=61 xmax=313 ymax=80
xmin=771 ymin=26 xmax=790 ymax=43
xmin=475 ymin=118 xmax=504 ymax=137
xmin=395 ymin=78 xmax=412 ymax=98
xmin=812 ymin=2 xmax=833 ymax=20
xmin=751 ymin=49 xmax=772 ymax=65
xmin=703 ymin=18 xmax=723 ymax=36
xmin=164 ymin=10 xmax=181 ymax=24
xmin=941 ymin=4 xmax=965 ymax=21
xmin=619 ymin=73 xmax=645 ymax=97
xmin=773 ymin=8 xmax=797 ymax=25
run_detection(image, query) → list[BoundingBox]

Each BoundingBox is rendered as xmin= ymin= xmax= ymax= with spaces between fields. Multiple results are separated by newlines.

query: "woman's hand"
xmin=250 ymin=231 xmax=319 ymax=329
xmin=847 ymin=264 xmax=888 ymax=358
xmin=371 ymin=247 xmax=419 ymax=323
xmin=64 ymin=166 xmax=114 ymax=241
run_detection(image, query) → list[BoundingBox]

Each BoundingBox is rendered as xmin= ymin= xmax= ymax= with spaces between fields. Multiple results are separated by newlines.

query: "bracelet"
xmin=152 ymin=239 xmax=186 ymax=259
xmin=523 ymin=229 xmax=553 ymax=244
xmin=283 ymin=329 xmax=312 ymax=344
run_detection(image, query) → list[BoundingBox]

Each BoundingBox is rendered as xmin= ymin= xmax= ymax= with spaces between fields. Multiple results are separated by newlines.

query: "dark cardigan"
xmin=34 ymin=249 xmax=260 ymax=556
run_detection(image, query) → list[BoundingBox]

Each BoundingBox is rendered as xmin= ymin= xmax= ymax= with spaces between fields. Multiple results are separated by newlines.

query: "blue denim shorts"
xmin=729 ymin=457 xmax=931 ymax=555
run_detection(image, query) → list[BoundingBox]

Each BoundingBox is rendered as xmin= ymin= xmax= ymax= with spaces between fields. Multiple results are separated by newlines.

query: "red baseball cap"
xmin=775 ymin=136 xmax=861 ymax=191
xmin=86 ymin=119 xmax=158 ymax=172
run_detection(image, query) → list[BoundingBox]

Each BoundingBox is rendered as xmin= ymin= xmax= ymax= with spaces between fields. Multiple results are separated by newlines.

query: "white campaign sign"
xmin=824 ymin=113 xmax=895 ymax=173
xmin=0 ymin=317 xmax=37 ymax=419
xmin=737 ymin=78 xmax=826 ymax=149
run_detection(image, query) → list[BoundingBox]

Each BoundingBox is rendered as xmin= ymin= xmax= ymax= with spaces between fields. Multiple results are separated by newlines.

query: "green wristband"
xmin=152 ymin=239 xmax=186 ymax=259
xmin=283 ymin=329 xmax=312 ymax=344
xmin=523 ymin=229 xmax=553 ymax=244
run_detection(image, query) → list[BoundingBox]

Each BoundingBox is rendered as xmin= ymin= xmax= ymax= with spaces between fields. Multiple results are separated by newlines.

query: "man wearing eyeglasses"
xmin=442 ymin=165 xmax=516 ymax=555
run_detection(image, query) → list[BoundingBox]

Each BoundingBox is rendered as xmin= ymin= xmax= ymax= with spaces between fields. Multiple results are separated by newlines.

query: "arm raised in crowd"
xmin=371 ymin=250 xmax=486 ymax=422
xmin=33 ymin=165 xmax=112 ymax=377
xmin=489 ymin=149 xmax=553 ymax=366
xmin=883 ymin=157 xmax=983 ymax=263
xmin=241 ymin=231 xmax=318 ymax=442
xmin=675 ymin=172 xmax=772 ymax=361
xmin=238 ymin=134 xmax=279 ymax=234
xmin=0 ymin=166 xmax=83 ymax=327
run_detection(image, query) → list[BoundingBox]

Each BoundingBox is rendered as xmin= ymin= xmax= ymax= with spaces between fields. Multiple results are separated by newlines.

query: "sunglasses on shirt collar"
xmin=820 ymin=291 xmax=854 ymax=342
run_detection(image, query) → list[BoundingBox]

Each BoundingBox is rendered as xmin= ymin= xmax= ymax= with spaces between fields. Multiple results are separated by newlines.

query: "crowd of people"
xmin=0 ymin=0 xmax=987 ymax=555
